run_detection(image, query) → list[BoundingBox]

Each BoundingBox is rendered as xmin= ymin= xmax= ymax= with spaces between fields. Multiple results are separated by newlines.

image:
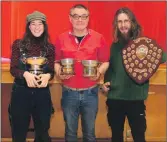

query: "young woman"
xmin=9 ymin=11 xmax=55 ymax=142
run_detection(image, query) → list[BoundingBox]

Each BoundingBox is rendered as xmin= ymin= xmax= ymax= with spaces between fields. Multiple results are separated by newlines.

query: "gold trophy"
xmin=82 ymin=60 xmax=99 ymax=77
xmin=24 ymin=56 xmax=47 ymax=75
xmin=60 ymin=58 xmax=75 ymax=75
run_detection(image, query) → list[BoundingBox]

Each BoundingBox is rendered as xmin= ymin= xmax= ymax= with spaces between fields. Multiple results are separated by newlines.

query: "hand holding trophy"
xmin=58 ymin=58 xmax=75 ymax=80
xmin=82 ymin=60 xmax=100 ymax=81
xmin=22 ymin=56 xmax=48 ymax=87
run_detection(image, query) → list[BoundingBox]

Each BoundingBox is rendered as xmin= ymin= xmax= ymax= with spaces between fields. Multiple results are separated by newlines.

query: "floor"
xmin=2 ymin=138 xmax=166 ymax=142
xmin=1 ymin=138 xmax=111 ymax=142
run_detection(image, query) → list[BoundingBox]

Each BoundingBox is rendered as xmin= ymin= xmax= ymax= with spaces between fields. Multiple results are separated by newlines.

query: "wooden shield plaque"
xmin=122 ymin=36 xmax=163 ymax=84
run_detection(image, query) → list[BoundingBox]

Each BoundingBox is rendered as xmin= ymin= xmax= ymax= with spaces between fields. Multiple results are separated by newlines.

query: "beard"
xmin=118 ymin=28 xmax=132 ymax=44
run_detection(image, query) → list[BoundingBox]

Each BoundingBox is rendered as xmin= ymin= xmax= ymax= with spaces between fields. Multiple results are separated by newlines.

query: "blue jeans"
xmin=61 ymin=86 xmax=99 ymax=142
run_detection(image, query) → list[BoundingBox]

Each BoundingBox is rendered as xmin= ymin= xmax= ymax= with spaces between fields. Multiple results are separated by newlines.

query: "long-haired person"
xmin=9 ymin=11 xmax=55 ymax=142
xmin=101 ymin=7 xmax=167 ymax=142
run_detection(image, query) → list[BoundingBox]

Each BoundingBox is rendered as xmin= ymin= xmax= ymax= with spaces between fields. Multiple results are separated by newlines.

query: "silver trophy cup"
xmin=82 ymin=60 xmax=99 ymax=77
xmin=60 ymin=58 xmax=75 ymax=75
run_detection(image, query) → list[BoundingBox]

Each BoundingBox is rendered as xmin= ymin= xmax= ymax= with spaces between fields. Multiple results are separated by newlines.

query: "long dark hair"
xmin=20 ymin=21 xmax=50 ymax=56
xmin=113 ymin=7 xmax=142 ymax=42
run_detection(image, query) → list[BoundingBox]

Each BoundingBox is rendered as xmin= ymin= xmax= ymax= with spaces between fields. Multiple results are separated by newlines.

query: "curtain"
xmin=2 ymin=1 xmax=166 ymax=58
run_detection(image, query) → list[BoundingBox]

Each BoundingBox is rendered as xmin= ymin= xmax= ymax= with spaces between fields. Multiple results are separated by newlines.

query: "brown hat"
xmin=26 ymin=11 xmax=46 ymax=23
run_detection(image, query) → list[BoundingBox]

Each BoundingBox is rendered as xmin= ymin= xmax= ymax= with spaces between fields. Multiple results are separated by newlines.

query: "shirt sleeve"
xmin=54 ymin=37 xmax=62 ymax=62
xmin=97 ymin=36 xmax=110 ymax=62
xmin=10 ymin=39 xmax=25 ymax=79
xmin=161 ymin=50 xmax=167 ymax=63
xmin=104 ymin=63 xmax=112 ymax=82
xmin=46 ymin=44 xmax=55 ymax=80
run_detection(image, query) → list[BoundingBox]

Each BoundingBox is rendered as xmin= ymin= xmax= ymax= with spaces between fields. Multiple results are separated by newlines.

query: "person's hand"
xmin=59 ymin=74 xmax=74 ymax=80
xmin=58 ymin=66 xmax=74 ymax=80
xmin=55 ymin=63 xmax=73 ymax=80
xmin=36 ymin=73 xmax=51 ymax=88
xmin=89 ymin=71 xmax=101 ymax=81
xmin=100 ymin=82 xmax=111 ymax=93
xmin=90 ymin=67 xmax=102 ymax=81
xmin=23 ymin=71 xmax=39 ymax=88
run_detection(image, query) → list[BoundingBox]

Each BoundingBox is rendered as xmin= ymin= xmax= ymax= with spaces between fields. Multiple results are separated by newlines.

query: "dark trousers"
xmin=106 ymin=99 xmax=146 ymax=142
xmin=9 ymin=83 xmax=52 ymax=142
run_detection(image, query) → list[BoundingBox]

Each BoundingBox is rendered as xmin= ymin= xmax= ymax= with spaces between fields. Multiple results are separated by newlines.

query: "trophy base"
xmin=62 ymin=67 xmax=74 ymax=75
xmin=29 ymin=70 xmax=43 ymax=75
xmin=83 ymin=67 xmax=97 ymax=77
xmin=61 ymin=72 xmax=75 ymax=75
xmin=83 ymin=74 xmax=96 ymax=77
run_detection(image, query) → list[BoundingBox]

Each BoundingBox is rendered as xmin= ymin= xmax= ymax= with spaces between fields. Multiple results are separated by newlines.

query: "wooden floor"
xmin=1 ymin=138 xmax=112 ymax=142
xmin=1 ymin=138 xmax=166 ymax=142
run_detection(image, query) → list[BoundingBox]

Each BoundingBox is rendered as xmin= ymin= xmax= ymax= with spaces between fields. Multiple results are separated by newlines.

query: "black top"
xmin=10 ymin=39 xmax=55 ymax=80
xmin=76 ymin=36 xmax=84 ymax=43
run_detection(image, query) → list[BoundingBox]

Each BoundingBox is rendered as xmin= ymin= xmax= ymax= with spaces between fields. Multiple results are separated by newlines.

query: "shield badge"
xmin=122 ymin=36 xmax=163 ymax=84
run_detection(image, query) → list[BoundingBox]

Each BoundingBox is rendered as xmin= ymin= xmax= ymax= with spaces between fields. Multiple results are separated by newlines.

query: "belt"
xmin=63 ymin=84 xmax=98 ymax=91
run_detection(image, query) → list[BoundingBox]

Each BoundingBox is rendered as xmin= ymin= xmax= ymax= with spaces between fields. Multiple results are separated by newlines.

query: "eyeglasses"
xmin=70 ymin=14 xmax=89 ymax=20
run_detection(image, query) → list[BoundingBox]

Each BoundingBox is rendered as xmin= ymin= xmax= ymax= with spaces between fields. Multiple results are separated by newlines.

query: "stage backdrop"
xmin=2 ymin=1 xmax=166 ymax=58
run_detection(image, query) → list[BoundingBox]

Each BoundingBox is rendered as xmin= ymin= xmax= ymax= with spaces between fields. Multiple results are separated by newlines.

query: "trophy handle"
xmin=44 ymin=58 xmax=48 ymax=64
xmin=20 ymin=53 xmax=27 ymax=64
xmin=40 ymin=57 xmax=48 ymax=65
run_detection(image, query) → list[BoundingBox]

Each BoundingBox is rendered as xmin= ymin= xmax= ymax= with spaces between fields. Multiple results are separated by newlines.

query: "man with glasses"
xmin=54 ymin=4 xmax=109 ymax=142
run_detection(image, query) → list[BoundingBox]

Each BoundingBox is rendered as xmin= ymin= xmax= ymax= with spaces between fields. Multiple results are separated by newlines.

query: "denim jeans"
xmin=61 ymin=86 xmax=99 ymax=142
